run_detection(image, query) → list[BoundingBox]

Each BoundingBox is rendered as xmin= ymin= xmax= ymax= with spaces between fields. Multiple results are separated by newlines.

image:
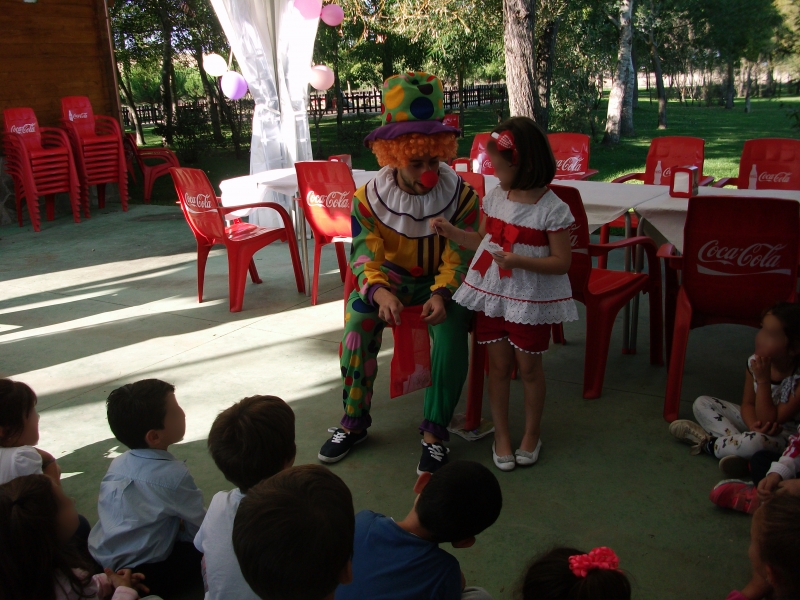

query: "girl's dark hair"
xmin=764 ymin=302 xmax=800 ymax=358
xmin=0 ymin=474 xmax=91 ymax=600
xmin=757 ymin=495 xmax=800 ymax=596
xmin=0 ymin=379 xmax=37 ymax=447
xmin=489 ymin=116 xmax=556 ymax=190
xmin=518 ymin=547 xmax=631 ymax=600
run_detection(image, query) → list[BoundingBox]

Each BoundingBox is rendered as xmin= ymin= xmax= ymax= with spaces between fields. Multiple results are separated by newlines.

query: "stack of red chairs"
xmin=123 ymin=133 xmax=179 ymax=204
xmin=60 ymin=96 xmax=128 ymax=215
xmin=2 ymin=108 xmax=81 ymax=231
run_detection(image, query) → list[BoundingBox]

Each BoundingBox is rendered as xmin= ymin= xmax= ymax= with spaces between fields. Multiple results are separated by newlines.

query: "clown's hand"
xmin=422 ymin=294 xmax=447 ymax=325
xmin=430 ymin=217 xmax=456 ymax=239
xmin=374 ymin=288 xmax=404 ymax=326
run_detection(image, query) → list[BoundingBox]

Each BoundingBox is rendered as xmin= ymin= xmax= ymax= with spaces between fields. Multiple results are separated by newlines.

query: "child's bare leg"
xmin=514 ymin=350 xmax=545 ymax=453
xmin=487 ymin=339 xmax=515 ymax=457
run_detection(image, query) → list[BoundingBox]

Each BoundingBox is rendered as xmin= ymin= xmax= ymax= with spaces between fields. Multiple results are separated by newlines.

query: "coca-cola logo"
xmin=9 ymin=123 xmax=36 ymax=134
xmin=758 ymin=171 xmax=791 ymax=184
xmin=482 ymin=159 xmax=492 ymax=171
xmin=661 ymin=166 xmax=673 ymax=177
xmin=306 ymin=190 xmax=351 ymax=209
xmin=557 ymin=156 xmax=585 ymax=173
xmin=697 ymin=239 xmax=791 ymax=276
xmin=568 ymin=221 xmax=581 ymax=248
xmin=68 ymin=110 xmax=88 ymax=121
xmin=185 ymin=192 xmax=213 ymax=209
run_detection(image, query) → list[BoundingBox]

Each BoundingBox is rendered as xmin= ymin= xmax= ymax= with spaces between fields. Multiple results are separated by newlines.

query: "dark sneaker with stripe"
xmin=416 ymin=441 xmax=450 ymax=475
xmin=318 ymin=427 xmax=368 ymax=463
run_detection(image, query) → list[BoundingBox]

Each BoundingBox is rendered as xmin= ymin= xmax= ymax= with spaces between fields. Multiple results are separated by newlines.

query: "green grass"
xmin=131 ymin=93 xmax=800 ymax=206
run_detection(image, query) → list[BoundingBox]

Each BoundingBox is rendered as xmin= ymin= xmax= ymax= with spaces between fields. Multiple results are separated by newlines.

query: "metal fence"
xmin=122 ymin=83 xmax=507 ymax=128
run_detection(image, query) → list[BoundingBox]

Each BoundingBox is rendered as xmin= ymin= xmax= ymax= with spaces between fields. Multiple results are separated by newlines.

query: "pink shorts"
xmin=475 ymin=313 xmax=551 ymax=354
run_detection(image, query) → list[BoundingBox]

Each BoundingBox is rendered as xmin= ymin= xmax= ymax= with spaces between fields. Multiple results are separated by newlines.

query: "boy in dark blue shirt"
xmin=336 ymin=460 xmax=502 ymax=600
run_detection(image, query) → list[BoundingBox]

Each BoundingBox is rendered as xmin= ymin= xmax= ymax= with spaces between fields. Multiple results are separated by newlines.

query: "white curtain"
xmin=210 ymin=0 xmax=317 ymax=226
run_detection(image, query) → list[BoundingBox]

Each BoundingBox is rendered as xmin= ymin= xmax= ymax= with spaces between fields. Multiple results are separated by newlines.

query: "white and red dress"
xmin=453 ymin=186 xmax=578 ymax=353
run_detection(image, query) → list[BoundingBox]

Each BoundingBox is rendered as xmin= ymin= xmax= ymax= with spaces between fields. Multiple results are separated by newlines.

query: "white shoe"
xmin=515 ymin=439 xmax=542 ymax=466
xmin=492 ymin=442 xmax=515 ymax=471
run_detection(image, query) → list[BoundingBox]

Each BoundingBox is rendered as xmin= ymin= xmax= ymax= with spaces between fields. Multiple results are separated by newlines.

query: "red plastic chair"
xmin=658 ymin=196 xmax=800 ymax=422
xmin=548 ymin=133 xmax=599 ymax=181
xmin=713 ymin=138 xmax=800 ymax=190
xmin=328 ymin=154 xmax=353 ymax=169
xmin=451 ymin=158 xmax=472 ymax=173
xmin=443 ymin=113 xmax=460 ymax=130
xmin=60 ymin=96 xmax=128 ymax=214
xmin=470 ymin=133 xmax=495 ymax=175
xmin=2 ymin=108 xmax=81 ymax=231
xmin=459 ymin=172 xmax=486 ymax=202
xmin=169 ymin=167 xmax=305 ymax=312
xmin=295 ymin=161 xmax=355 ymax=305
xmin=597 ymin=136 xmax=715 ymax=268
xmin=123 ymin=133 xmax=180 ymax=203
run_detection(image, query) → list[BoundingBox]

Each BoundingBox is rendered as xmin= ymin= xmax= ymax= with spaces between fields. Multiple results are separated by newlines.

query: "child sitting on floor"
xmin=335 ymin=460 xmax=502 ymax=600
xmin=89 ymin=379 xmax=205 ymax=599
xmin=669 ymin=302 xmax=800 ymax=511
xmin=518 ymin=546 xmax=630 ymax=600
xmin=195 ymin=395 xmax=296 ymax=600
xmin=727 ymin=494 xmax=800 ymax=600
xmin=0 ymin=378 xmax=61 ymax=484
xmin=0 ymin=474 xmax=153 ymax=600
xmin=233 ymin=464 xmax=355 ymax=600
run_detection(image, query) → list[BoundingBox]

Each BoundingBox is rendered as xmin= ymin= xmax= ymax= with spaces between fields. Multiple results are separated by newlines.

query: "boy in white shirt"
xmin=195 ymin=395 xmax=296 ymax=600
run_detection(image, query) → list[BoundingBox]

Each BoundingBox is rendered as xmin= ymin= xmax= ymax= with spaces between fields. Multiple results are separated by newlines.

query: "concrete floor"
xmin=0 ymin=204 xmax=754 ymax=600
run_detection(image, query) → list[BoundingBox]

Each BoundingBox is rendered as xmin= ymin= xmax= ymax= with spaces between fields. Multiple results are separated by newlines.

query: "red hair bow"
xmin=568 ymin=547 xmax=620 ymax=578
xmin=491 ymin=130 xmax=518 ymax=164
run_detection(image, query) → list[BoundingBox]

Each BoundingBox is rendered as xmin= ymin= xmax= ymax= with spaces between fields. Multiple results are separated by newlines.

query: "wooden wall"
xmin=0 ymin=0 xmax=121 ymax=128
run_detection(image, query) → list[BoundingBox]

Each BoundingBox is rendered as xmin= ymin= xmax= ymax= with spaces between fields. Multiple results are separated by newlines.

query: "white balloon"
xmin=203 ymin=53 xmax=228 ymax=77
xmin=309 ymin=65 xmax=335 ymax=91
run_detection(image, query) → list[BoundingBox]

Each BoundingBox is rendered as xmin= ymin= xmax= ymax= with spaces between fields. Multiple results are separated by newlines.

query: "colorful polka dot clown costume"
xmin=318 ymin=71 xmax=480 ymax=474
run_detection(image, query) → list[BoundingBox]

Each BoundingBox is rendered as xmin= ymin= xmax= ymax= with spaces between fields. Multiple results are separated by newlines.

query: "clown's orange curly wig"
xmin=370 ymin=132 xmax=458 ymax=168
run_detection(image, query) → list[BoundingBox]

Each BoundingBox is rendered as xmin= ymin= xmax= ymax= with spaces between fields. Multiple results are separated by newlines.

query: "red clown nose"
xmin=420 ymin=171 xmax=439 ymax=189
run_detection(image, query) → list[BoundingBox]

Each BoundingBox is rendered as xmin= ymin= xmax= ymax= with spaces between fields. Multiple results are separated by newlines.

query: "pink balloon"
xmin=321 ymin=4 xmax=344 ymax=26
xmin=309 ymin=65 xmax=335 ymax=91
xmin=221 ymin=71 xmax=248 ymax=100
xmin=294 ymin=0 xmax=322 ymax=19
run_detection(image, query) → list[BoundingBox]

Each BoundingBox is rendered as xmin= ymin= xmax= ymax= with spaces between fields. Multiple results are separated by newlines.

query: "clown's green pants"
xmin=339 ymin=279 xmax=471 ymax=441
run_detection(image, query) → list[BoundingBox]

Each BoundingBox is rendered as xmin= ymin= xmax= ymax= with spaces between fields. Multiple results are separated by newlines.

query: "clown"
xmin=317 ymin=72 xmax=480 ymax=474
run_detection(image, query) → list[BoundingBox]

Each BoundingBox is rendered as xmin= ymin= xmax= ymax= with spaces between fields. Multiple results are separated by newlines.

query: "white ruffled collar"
xmin=365 ymin=163 xmax=461 ymax=239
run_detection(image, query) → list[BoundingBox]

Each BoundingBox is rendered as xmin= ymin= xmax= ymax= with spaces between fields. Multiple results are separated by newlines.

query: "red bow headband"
xmin=568 ymin=547 xmax=620 ymax=578
xmin=491 ymin=130 xmax=518 ymax=164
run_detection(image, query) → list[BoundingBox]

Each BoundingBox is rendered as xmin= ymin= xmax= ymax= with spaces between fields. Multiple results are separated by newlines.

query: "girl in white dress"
xmin=431 ymin=117 xmax=578 ymax=471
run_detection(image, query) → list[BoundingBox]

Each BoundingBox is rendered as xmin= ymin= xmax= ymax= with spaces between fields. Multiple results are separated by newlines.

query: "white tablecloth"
xmin=635 ymin=186 xmax=800 ymax=252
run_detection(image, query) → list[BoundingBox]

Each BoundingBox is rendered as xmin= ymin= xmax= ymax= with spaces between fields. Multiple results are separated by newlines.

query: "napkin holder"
xmin=670 ymin=166 xmax=699 ymax=198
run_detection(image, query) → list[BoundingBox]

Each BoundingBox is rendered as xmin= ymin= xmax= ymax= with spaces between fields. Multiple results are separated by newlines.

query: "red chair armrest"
xmin=39 ymin=127 xmax=72 ymax=148
xmin=589 ymin=236 xmax=661 ymax=281
xmin=699 ymin=175 xmax=715 ymax=187
xmin=657 ymin=243 xmax=684 ymax=270
xmin=611 ymin=172 xmax=645 ymax=184
xmin=712 ymin=177 xmax=737 ymax=188
xmin=580 ymin=169 xmax=599 ymax=180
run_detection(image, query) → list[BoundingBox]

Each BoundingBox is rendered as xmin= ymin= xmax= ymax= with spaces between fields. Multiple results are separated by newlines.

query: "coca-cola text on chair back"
xmin=682 ymin=196 xmax=799 ymax=321
xmin=470 ymin=133 xmax=495 ymax=175
xmin=3 ymin=108 xmax=42 ymax=152
xmin=60 ymin=97 xmax=96 ymax=138
xmin=295 ymin=161 xmax=355 ymax=239
xmin=737 ymin=138 xmax=800 ymax=191
xmin=644 ymin=136 xmax=705 ymax=186
xmin=548 ymin=133 xmax=591 ymax=179
xmin=170 ymin=167 xmax=226 ymax=242
xmin=549 ymin=185 xmax=592 ymax=295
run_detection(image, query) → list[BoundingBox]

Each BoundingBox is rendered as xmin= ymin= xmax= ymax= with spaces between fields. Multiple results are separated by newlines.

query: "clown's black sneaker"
xmin=417 ymin=441 xmax=450 ymax=475
xmin=318 ymin=427 xmax=368 ymax=464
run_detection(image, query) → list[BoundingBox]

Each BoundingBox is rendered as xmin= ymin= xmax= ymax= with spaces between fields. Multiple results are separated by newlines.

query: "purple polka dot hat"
xmin=363 ymin=71 xmax=460 ymax=147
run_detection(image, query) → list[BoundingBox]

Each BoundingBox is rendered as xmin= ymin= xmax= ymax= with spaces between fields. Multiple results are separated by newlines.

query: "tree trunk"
xmin=381 ymin=35 xmax=394 ymax=83
xmin=766 ymin=54 xmax=775 ymax=97
xmin=533 ymin=16 xmax=559 ymax=130
xmin=745 ymin=63 xmax=752 ymax=113
xmin=193 ymin=43 xmax=224 ymax=144
xmin=725 ymin=59 xmax=735 ymax=109
xmin=503 ymin=0 xmax=536 ymax=118
xmin=458 ymin=68 xmax=466 ymax=134
xmin=603 ymin=0 xmax=635 ymax=145
xmin=631 ymin=30 xmax=639 ymax=110
xmin=334 ymin=39 xmax=343 ymax=128
xmin=118 ymin=63 xmax=145 ymax=144
xmin=649 ymin=29 xmax=666 ymax=129
xmin=159 ymin=21 xmax=174 ymax=144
